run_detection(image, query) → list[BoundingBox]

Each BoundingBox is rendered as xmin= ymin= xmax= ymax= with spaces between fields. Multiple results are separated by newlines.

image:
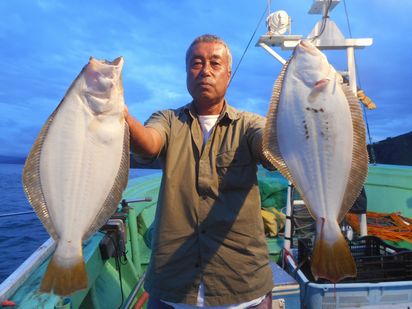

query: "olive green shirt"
xmin=143 ymin=102 xmax=273 ymax=306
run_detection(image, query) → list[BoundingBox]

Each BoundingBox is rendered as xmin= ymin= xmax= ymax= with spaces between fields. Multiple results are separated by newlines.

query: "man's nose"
xmin=200 ymin=62 xmax=212 ymax=76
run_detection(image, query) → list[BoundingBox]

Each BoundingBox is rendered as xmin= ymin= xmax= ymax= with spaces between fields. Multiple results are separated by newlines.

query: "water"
xmin=0 ymin=163 xmax=158 ymax=284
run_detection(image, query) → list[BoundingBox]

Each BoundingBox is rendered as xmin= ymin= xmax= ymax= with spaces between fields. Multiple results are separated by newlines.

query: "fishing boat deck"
xmin=1 ymin=164 xmax=412 ymax=308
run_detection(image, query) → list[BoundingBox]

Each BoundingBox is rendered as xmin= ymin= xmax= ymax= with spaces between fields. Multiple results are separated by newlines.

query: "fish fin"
xmin=22 ymin=106 xmax=63 ymax=240
xmin=262 ymin=60 xmax=295 ymax=184
xmin=314 ymin=78 xmax=330 ymax=90
xmin=40 ymin=253 xmax=87 ymax=296
xmin=311 ymin=232 xmax=356 ymax=282
xmin=83 ymin=122 xmax=130 ymax=240
xmin=338 ymin=84 xmax=369 ymax=222
xmin=308 ymin=79 xmax=330 ymax=103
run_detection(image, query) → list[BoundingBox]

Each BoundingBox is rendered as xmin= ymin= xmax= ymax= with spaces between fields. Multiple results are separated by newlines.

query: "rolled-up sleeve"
xmin=246 ymin=113 xmax=276 ymax=171
xmin=144 ymin=110 xmax=170 ymax=152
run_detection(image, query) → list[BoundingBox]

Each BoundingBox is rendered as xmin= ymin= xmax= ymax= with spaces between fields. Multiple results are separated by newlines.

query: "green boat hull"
xmin=1 ymin=164 xmax=412 ymax=308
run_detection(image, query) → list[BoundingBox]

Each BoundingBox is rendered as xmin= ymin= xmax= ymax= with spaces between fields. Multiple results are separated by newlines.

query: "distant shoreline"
xmin=2 ymin=129 xmax=412 ymax=166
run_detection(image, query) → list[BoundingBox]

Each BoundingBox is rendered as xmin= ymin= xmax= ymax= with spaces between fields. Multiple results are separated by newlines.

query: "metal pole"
xmin=258 ymin=42 xmax=287 ymax=65
xmin=347 ymin=46 xmax=357 ymax=95
xmin=123 ymin=272 xmax=146 ymax=309
xmin=127 ymin=207 xmax=142 ymax=274
xmin=347 ymin=46 xmax=368 ymax=236
xmin=126 ymin=198 xmax=152 ymax=204
xmin=284 ymin=183 xmax=293 ymax=252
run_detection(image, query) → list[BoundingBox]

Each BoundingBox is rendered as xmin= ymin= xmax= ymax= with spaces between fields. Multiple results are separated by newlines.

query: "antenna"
xmin=308 ymin=0 xmax=340 ymax=15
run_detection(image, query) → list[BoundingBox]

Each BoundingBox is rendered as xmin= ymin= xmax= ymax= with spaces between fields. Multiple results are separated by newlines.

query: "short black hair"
xmin=185 ymin=34 xmax=232 ymax=71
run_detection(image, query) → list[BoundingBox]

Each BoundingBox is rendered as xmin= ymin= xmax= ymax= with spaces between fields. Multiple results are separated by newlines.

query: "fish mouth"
xmin=85 ymin=69 xmax=116 ymax=94
xmin=298 ymin=40 xmax=318 ymax=55
xmin=84 ymin=91 xmax=110 ymax=100
xmin=89 ymin=56 xmax=124 ymax=68
xmin=109 ymin=57 xmax=123 ymax=66
xmin=86 ymin=57 xmax=123 ymax=86
xmin=300 ymin=40 xmax=310 ymax=48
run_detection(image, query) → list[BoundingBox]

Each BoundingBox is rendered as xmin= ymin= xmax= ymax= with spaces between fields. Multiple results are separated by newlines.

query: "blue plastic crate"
xmin=297 ymin=236 xmax=412 ymax=284
xmin=286 ymin=236 xmax=412 ymax=308
xmin=271 ymin=262 xmax=300 ymax=309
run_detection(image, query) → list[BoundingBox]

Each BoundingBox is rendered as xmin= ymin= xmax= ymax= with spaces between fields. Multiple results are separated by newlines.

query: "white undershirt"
xmin=162 ymin=115 xmax=266 ymax=308
xmin=163 ymin=282 xmax=266 ymax=308
xmin=198 ymin=115 xmax=219 ymax=145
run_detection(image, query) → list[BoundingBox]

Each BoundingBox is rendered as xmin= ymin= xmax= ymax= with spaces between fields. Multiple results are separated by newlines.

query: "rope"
xmin=229 ymin=5 xmax=268 ymax=86
xmin=310 ymin=0 xmax=333 ymax=42
xmin=0 ymin=210 xmax=35 ymax=218
xmin=346 ymin=212 xmax=412 ymax=242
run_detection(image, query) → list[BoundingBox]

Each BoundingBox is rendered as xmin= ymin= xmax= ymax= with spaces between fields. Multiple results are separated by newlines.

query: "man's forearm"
xmin=125 ymin=112 xmax=162 ymax=157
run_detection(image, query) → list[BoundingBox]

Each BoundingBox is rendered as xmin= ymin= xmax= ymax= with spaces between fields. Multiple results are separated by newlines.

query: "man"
xmin=125 ymin=34 xmax=273 ymax=308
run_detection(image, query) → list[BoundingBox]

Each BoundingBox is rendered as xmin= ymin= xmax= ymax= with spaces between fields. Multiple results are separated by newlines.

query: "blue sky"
xmin=1 ymin=0 xmax=411 ymax=157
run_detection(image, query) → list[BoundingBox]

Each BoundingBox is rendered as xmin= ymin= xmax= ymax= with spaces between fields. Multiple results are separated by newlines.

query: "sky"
xmin=1 ymin=0 xmax=411 ymax=158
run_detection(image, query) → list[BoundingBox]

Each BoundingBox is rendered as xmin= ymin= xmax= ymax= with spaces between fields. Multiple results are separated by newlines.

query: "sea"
xmin=0 ymin=163 xmax=157 ymax=284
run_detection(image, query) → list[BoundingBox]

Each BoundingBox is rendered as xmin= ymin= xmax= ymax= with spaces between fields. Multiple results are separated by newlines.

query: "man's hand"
xmin=124 ymin=105 xmax=129 ymax=119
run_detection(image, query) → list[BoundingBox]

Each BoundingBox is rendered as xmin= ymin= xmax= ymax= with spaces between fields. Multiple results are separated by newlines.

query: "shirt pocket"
xmin=216 ymin=149 xmax=255 ymax=190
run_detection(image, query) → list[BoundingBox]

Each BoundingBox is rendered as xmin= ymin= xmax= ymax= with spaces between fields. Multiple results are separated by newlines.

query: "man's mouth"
xmin=198 ymin=78 xmax=213 ymax=85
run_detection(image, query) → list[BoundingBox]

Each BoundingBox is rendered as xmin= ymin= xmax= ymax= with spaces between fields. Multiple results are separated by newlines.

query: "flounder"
xmin=263 ymin=40 xmax=368 ymax=282
xmin=23 ymin=57 xmax=129 ymax=295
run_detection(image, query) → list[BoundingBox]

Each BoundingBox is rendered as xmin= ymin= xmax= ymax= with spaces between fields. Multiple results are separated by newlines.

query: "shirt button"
xmin=201 ymin=230 xmax=206 ymax=234
xmin=195 ymin=263 xmax=200 ymax=268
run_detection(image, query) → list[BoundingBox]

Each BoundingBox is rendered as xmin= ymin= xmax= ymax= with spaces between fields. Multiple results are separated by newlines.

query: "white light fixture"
xmin=266 ymin=10 xmax=290 ymax=35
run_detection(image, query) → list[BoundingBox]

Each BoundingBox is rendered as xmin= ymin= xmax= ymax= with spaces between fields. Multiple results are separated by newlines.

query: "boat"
xmin=1 ymin=1 xmax=412 ymax=308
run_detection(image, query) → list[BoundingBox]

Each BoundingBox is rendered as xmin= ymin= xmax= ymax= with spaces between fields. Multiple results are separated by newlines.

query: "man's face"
xmin=186 ymin=42 xmax=231 ymax=105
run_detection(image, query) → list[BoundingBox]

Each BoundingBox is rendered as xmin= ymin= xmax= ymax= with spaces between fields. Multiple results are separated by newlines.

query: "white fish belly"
xmin=277 ymin=78 xmax=353 ymax=228
xmin=39 ymin=91 xmax=124 ymax=243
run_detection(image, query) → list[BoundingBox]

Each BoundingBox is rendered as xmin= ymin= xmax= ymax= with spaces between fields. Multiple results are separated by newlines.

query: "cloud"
xmin=1 ymin=0 xmax=412 ymax=157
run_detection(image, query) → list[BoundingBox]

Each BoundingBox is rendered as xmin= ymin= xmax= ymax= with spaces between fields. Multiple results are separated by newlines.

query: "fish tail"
xmin=40 ymin=252 xmax=87 ymax=296
xmin=311 ymin=231 xmax=356 ymax=282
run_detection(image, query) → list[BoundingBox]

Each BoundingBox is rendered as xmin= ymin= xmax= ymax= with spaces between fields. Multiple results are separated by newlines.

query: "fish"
xmin=262 ymin=40 xmax=368 ymax=282
xmin=22 ymin=56 xmax=129 ymax=295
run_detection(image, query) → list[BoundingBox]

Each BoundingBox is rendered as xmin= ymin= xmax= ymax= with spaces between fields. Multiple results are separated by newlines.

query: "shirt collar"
xmin=183 ymin=100 xmax=240 ymax=122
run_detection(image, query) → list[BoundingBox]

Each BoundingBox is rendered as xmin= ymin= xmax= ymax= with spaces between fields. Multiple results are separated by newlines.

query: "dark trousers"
xmin=147 ymin=292 xmax=272 ymax=309
xmin=147 ymin=297 xmax=174 ymax=309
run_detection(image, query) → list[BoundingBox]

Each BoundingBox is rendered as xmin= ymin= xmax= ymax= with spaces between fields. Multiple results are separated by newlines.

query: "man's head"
xmin=186 ymin=34 xmax=232 ymax=113
xmin=185 ymin=35 xmax=232 ymax=71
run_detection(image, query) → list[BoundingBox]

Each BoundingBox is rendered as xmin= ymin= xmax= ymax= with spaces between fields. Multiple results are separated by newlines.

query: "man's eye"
xmin=191 ymin=62 xmax=202 ymax=68
xmin=211 ymin=61 xmax=221 ymax=67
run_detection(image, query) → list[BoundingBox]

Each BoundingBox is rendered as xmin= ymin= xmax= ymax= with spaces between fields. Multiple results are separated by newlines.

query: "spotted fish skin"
xmin=263 ymin=40 xmax=368 ymax=282
xmin=23 ymin=57 xmax=129 ymax=295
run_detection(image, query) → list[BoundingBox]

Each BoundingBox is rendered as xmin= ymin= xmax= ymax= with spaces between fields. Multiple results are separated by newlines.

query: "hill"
xmin=368 ymin=131 xmax=412 ymax=166
xmin=2 ymin=131 xmax=412 ymax=167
